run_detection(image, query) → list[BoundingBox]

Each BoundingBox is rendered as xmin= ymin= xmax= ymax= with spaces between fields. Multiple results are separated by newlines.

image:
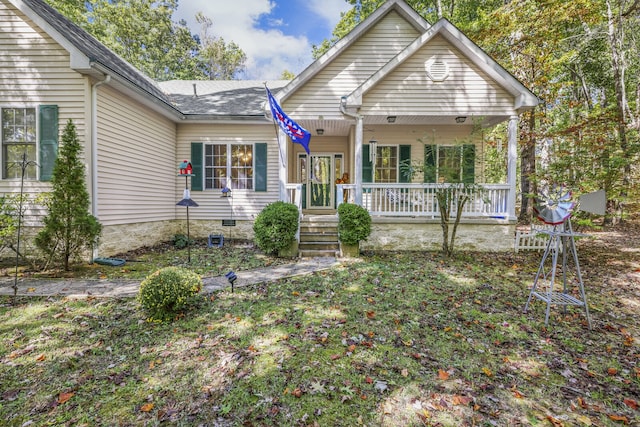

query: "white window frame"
xmin=204 ymin=142 xmax=254 ymax=190
xmin=1 ymin=106 xmax=38 ymax=180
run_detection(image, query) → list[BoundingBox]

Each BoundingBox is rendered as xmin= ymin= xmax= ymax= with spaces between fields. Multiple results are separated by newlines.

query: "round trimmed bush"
xmin=337 ymin=203 xmax=372 ymax=245
xmin=253 ymin=201 xmax=299 ymax=255
xmin=137 ymin=267 xmax=203 ymax=321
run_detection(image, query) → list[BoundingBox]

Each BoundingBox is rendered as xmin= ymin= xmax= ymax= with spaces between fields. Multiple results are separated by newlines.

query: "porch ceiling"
xmin=302 ymin=114 xmax=509 ymax=136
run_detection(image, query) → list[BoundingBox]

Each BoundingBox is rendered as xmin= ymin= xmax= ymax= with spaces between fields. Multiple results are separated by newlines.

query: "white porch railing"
xmin=337 ymin=183 xmax=509 ymax=218
xmin=285 ymin=183 xmax=304 ymax=240
xmin=285 ymin=183 xmax=303 ymax=210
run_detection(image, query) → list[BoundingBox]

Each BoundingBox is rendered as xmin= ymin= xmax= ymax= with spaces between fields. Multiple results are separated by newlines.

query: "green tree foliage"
xmin=35 ymin=120 xmax=102 ymax=271
xmin=196 ymin=12 xmax=246 ymax=80
xmin=44 ymin=0 xmax=247 ymax=81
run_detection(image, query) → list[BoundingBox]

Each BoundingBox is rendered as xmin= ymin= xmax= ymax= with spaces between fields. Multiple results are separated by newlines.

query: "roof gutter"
xmin=90 ymin=72 xmax=110 ymax=259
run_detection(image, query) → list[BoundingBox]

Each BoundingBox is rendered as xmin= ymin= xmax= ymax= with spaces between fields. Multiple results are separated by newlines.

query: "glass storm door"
xmin=309 ymin=154 xmax=333 ymax=208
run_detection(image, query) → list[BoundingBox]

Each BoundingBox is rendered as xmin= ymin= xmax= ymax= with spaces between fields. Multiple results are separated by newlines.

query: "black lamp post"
xmin=177 ymin=161 xmax=198 ymax=263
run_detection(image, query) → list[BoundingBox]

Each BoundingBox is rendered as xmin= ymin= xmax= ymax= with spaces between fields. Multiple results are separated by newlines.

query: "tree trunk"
xmin=605 ymin=0 xmax=631 ymax=223
xmin=518 ymin=110 xmax=536 ymax=222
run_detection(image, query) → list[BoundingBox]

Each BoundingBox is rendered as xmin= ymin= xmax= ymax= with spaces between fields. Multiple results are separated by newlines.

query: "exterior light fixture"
xmin=225 ymin=271 xmax=237 ymax=292
xmin=369 ymin=138 xmax=378 ymax=163
xmin=386 ymin=116 xmax=396 ymax=123
xmin=455 ymin=116 xmax=467 ymax=123
xmin=316 ymin=128 xmax=324 ymax=135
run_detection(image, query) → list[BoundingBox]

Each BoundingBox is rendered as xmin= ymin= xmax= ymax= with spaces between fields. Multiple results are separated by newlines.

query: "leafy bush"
xmin=253 ymin=201 xmax=299 ymax=255
xmin=337 ymin=203 xmax=371 ymax=245
xmin=172 ymin=233 xmax=191 ymax=249
xmin=137 ymin=267 xmax=202 ymax=322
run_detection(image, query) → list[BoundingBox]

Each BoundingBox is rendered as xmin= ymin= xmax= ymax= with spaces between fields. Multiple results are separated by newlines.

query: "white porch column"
xmin=277 ymin=128 xmax=287 ymax=201
xmin=354 ymin=115 xmax=364 ymax=205
xmin=507 ymin=115 xmax=519 ymax=220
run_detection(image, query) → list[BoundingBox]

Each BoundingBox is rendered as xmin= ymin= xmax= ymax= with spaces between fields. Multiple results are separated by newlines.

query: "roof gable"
xmin=343 ymin=18 xmax=539 ymax=112
xmin=275 ymin=0 xmax=430 ymax=104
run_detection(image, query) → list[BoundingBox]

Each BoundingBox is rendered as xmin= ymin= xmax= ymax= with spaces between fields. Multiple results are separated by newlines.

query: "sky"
xmin=173 ymin=0 xmax=352 ymax=81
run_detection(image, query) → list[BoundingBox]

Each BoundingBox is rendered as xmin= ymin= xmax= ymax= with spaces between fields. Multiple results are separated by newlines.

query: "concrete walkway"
xmin=0 ymin=257 xmax=341 ymax=298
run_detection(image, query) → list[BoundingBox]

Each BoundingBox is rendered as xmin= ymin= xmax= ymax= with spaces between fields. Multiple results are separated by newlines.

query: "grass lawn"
xmin=1 ymin=232 xmax=639 ymax=426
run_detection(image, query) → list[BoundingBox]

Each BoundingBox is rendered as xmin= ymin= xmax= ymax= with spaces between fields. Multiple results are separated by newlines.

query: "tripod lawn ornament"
xmin=13 ymin=153 xmax=37 ymax=298
xmin=524 ymin=186 xmax=594 ymax=329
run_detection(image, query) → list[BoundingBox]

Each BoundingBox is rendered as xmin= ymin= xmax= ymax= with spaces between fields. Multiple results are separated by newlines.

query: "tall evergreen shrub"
xmin=35 ymin=119 xmax=102 ymax=270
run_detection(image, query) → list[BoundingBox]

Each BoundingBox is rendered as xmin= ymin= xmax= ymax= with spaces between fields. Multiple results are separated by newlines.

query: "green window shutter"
xmin=462 ymin=144 xmax=475 ymax=184
xmin=39 ymin=105 xmax=58 ymax=181
xmin=254 ymin=143 xmax=267 ymax=192
xmin=399 ymin=144 xmax=411 ymax=183
xmin=423 ymin=144 xmax=437 ymax=183
xmin=362 ymin=144 xmax=372 ymax=183
xmin=190 ymin=142 xmax=203 ymax=191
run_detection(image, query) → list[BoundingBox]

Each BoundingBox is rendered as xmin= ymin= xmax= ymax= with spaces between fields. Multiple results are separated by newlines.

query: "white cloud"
xmin=308 ymin=0 xmax=349 ymax=25
xmin=174 ymin=0 xmax=350 ymax=80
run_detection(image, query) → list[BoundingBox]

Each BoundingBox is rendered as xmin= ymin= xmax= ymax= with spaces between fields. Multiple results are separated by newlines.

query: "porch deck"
xmin=287 ymin=183 xmax=510 ymax=219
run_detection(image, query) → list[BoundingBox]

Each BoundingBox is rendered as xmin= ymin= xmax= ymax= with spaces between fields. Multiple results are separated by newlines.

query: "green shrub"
xmin=337 ymin=203 xmax=371 ymax=245
xmin=172 ymin=233 xmax=191 ymax=248
xmin=253 ymin=201 xmax=299 ymax=255
xmin=137 ymin=267 xmax=203 ymax=322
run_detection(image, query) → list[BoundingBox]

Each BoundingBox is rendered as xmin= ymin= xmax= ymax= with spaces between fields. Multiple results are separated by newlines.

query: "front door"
xmin=309 ymin=154 xmax=333 ymax=209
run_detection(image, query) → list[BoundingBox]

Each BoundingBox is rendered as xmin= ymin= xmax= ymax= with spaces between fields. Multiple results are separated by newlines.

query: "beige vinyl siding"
xmin=0 ymin=1 xmax=88 ymax=224
xmin=176 ymin=123 xmax=280 ymax=220
xmin=96 ymin=86 xmax=176 ymax=225
xmin=361 ymin=35 xmax=515 ymax=116
xmin=365 ymin=125 xmax=485 ymax=182
xmin=285 ymin=11 xmax=420 ymax=119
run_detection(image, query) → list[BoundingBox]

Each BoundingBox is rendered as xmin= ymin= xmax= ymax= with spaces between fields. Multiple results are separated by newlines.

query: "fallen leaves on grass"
xmin=57 ymin=392 xmax=74 ymax=404
xmin=140 ymin=403 xmax=154 ymax=412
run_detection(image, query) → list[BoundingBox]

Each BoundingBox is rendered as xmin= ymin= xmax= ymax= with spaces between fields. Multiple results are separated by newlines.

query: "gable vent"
xmin=425 ymin=57 xmax=450 ymax=82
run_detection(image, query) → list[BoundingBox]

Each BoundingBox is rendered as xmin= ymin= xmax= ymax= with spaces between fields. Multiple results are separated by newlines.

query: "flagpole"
xmin=264 ymin=83 xmax=287 ymax=165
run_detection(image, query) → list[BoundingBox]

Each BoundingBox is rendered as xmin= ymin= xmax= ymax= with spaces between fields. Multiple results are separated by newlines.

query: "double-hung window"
xmin=204 ymin=143 xmax=254 ymax=190
xmin=424 ymin=144 xmax=475 ymax=184
xmin=1 ymin=105 xmax=58 ymax=181
xmin=374 ymin=146 xmax=398 ymax=183
xmin=2 ymin=107 xmax=37 ymax=179
xmin=363 ymin=144 xmax=411 ymax=184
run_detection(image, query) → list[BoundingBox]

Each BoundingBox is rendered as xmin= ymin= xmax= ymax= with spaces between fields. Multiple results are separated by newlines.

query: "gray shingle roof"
xmin=158 ymin=80 xmax=288 ymax=116
xmin=21 ymin=0 xmax=289 ymax=118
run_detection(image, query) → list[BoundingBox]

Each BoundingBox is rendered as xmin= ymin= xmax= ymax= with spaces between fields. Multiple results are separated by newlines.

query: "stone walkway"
xmin=0 ymin=257 xmax=341 ymax=298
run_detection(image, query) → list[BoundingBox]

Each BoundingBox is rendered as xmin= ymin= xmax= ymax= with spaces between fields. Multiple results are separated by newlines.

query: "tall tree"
xmin=196 ymin=12 xmax=247 ymax=80
xmin=35 ymin=120 xmax=102 ymax=271
xmin=44 ymin=0 xmax=247 ymax=81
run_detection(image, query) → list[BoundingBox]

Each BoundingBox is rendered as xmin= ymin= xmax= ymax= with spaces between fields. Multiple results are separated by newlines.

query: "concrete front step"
xmin=299 ymin=232 xmax=338 ymax=243
xmin=299 ymin=215 xmax=339 ymax=258
xmin=299 ymin=249 xmax=340 ymax=258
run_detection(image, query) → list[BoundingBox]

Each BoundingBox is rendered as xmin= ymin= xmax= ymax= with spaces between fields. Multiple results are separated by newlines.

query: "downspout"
xmin=340 ymin=97 xmax=364 ymax=205
xmin=91 ymin=73 xmax=111 ymax=258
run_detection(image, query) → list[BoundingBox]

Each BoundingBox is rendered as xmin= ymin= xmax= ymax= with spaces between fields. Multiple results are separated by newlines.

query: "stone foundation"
xmin=98 ymin=219 xmax=256 ymax=256
xmin=27 ymin=217 xmax=515 ymax=258
xmin=361 ymin=217 xmax=516 ymax=252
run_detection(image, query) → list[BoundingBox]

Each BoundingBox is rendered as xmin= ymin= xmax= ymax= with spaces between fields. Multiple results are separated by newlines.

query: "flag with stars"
xmin=266 ymin=87 xmax=311 ymax=154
